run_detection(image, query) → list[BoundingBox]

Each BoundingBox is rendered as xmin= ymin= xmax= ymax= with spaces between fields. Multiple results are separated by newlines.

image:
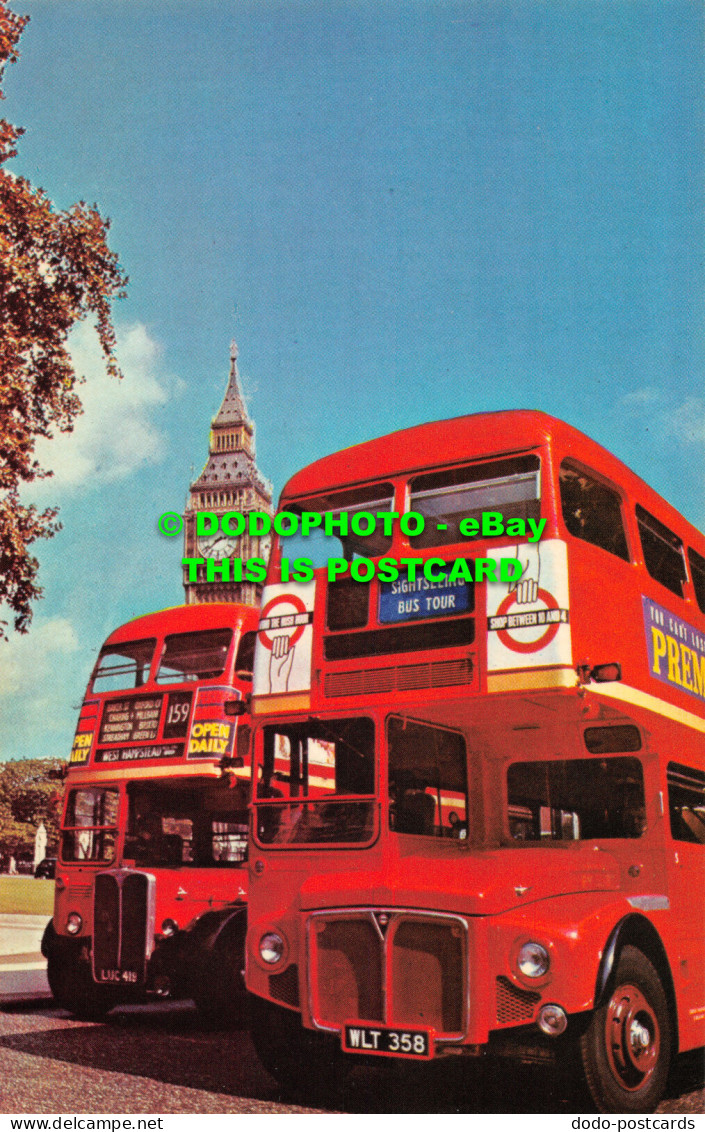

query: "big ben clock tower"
xmin=183 ymin=341 xmax=272 ymax=606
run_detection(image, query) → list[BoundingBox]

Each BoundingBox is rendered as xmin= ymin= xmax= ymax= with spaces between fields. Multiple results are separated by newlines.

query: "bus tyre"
xmin=46 ymin=952 xmax=114 ymax=1021
xmin=580 ymin=946 xmax=672 ymax=1113
xmin=192 ymin=915 xmax=248 ymax=1027
xmin=250 ymin=996 xmax=342 ymax=1096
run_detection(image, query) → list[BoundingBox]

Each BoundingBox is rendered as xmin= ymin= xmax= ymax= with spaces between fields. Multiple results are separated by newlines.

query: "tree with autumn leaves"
xmin=0 ymin=2 xmax=127 ymax=639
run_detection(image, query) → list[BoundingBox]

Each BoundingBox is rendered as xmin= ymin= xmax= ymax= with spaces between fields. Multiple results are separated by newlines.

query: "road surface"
xmin=0 ymin=1000 xmax=702 ymax=1115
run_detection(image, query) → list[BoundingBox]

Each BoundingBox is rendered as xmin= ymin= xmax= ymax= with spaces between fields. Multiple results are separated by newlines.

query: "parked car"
xmin=34 ymin=858 xmax=57 ymax=879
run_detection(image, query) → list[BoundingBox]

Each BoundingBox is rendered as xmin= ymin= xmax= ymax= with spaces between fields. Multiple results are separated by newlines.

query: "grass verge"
xmin=0 ymin=876 xmax=54 ymax=917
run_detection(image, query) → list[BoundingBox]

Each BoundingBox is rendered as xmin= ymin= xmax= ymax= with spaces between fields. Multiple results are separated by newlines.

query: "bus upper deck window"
xmin=235 ymin=631 xmax=256 ymax=679
xmin=156 ymin=629 xmax=233 ymax=683
xmin=408 ymin=456 xmax=540 ymax=549
xmin=687 ymin=547 xmax=705 ymax=613
xmin=284 ymin=483 xmax=395 ymax=567
xmin=559 ymin=463 xmax=629 ymax=561
xmin=92 ymin=638 xmax=156 ymax=692
xmin=636 ymin=505 xmax=687 ymax=598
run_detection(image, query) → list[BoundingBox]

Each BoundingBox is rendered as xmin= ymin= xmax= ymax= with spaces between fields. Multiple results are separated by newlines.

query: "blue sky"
xmin=0 ymin=0 xmax=702 ymax=762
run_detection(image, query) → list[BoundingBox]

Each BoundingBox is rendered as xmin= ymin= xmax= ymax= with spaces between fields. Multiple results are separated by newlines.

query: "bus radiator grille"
xmin=312 ymin=916 xmax=383 ymax=1025
xmin=495 ymin=976 xmax=541 ymax=1024
xmin=310 ymin=911 xmax=466 ymax=1039
xmin=390 ymin=918 xmax=464 ymax=1034
xmin=269 ymin=964 xmax=300 ymax=1008
xmin=92 ymin=870 xmax=155 ymax=984
xmin=324 ymin=657 xmax=474 ymax=698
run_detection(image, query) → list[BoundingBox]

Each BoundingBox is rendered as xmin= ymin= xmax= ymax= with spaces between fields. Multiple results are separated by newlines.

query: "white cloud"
xmin=622 ymin=389 xmax=705 ymax=446
xmin=0 ymin=617 xmax=88 ymax=761
xmin=666 ymin=397 xmax=705 ymax=446
xmin=621 ymin=387 xmax=666 ymax=408
xmin=32 ymin=321 xmax=173 ymax=490
xmin=621 ymin=389 xmax=705 ymax=530
xmin=0 ymin=616 xmax=79 ymax=699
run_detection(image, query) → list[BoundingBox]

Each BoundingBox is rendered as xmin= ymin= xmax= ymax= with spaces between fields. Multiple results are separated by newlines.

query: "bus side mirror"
xmin=219 ymin=756 xmax=245 ymax=771
xmin=576 ymin=661 xmax=621 ymax=685
xmin=592 ymin=662 xmax=621 ymax=683
xmin=224 ymin=697 xmax=250 ymax=716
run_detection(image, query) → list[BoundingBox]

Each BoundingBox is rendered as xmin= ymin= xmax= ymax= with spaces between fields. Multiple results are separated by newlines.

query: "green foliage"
xmin=0 ymin=1 xmax=127 ymax=638
xmin=0 ymin=757 xmax=64 ymax=858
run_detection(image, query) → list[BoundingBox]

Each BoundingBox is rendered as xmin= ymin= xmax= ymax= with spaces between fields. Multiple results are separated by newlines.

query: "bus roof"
xmin=103 ymin=602 xmax=259 ymax=647
xmin=280 ymin=409 xmax=702 ymax=546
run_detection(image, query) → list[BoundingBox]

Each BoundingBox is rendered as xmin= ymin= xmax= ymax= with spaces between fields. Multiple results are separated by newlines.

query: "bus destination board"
xmin=98 ymin=696 xmax=162 ymax=745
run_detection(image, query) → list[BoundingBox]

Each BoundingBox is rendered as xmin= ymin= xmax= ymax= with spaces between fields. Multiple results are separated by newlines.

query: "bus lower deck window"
xmin=507 ymin=756 xmax=645 ymax=841
xmin=387 ymin=716 xmax=468 ymax=839
xmin=667 ymin=763 xmax=705 ymax=845
xmin=61 ymin=787 xmax=119 ymax=862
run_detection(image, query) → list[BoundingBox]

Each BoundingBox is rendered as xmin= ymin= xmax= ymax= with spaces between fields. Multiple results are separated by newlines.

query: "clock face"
xmin=197 ymin=533 xmax=239 ymax=560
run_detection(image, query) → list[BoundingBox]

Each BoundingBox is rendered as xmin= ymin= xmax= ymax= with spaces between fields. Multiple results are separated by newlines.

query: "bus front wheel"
xmin=580 ymin=945 xmax=672 ymax=1113
xmin=191 ymin=914 xmax=248 ymax=1027
xmin=250 ymin=996 xmax=343 ymax=1096
xmin=47 ymin=950 xmax=114 ymax=1021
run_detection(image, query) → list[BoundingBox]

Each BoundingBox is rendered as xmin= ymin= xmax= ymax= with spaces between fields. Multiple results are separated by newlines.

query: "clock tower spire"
xmin=182 ymin=341 xmax=272 ymax=605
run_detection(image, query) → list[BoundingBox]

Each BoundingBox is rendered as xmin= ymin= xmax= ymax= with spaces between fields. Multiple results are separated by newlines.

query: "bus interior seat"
xmin=397 ymin=790 xmax=435 ymax=836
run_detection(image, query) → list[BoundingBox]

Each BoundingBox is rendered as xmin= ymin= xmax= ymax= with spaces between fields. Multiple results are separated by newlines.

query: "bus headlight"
xmin=259 ymin=931 xmax=286 ymax=965
xmin=66 ymin=912 xmax=82 ymax=935
xmin=160 ymin=918 xmax=178 ymax=938
xmin=517 ymin=941 xmax=549 ymax=979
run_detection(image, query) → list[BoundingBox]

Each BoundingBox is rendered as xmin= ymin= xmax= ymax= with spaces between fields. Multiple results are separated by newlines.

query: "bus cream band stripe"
xmin=66 ymin=764 xmax=229 ymax=784
xmin=487 ymin=668 xmax=576 ymax=693
xmin=489 ymin=669 xmax=704 ymax=733
xmin=588 ymin=680 xmax=705 ymax=735
xmin=252 ymin=692 xmax=312 ymax=715
xmin=252 ymin=674 xmax=704 ymax=735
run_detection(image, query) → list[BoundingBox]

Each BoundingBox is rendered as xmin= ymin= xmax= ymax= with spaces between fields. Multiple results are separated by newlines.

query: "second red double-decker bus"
xmin=245 ymin=410 xmax=704 ymax=1113
xmin=42 ymin=602 xmax=257 ymax=1021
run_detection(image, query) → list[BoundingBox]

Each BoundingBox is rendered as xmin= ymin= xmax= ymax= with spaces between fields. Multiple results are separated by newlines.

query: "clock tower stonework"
xmin=183 ymin=341 xmax=272 ymax=606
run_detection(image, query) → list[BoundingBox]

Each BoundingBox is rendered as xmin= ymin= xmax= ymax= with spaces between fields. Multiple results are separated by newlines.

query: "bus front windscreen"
xmin=255 ymin=717 xmax=375 ymax=845
xmin=506 ymin=756 xmax=646 ymax=842
xmin=61 ymin=787 xmax=119 ymax=862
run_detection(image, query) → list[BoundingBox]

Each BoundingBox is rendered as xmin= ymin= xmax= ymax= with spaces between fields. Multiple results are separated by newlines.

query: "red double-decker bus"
xmin=245 ymin=410 xmax=704 ymax=1113
xmin=42 ymin=602 xmax=257 ymax=1020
